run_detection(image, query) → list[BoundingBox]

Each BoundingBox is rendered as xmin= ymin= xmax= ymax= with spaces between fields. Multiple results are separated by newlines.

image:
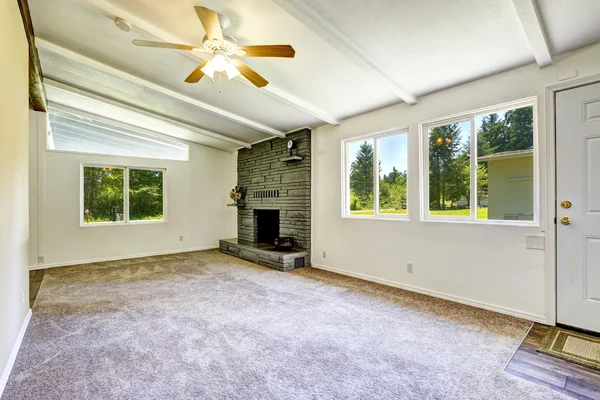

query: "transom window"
xmin=343 ymin=128 xmax=408 ymax=219
xmin=421 ymin=98 xmax=537 ymax=225
xmin=81 ymin=165 xmax=165 ymax=226
xmin=48 ymin=106 xmax=189 ymax=161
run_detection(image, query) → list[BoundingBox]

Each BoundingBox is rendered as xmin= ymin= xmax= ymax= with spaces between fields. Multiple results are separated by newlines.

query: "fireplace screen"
xmin=255 ymin=209 xmax=280 ymax=244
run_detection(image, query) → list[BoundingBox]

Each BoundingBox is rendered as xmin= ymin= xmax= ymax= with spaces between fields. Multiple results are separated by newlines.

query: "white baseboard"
xmin=0 ymin=309 xmax=32 ymax=398
xmin=30 ymin=246 xmax=218 ymax=270
xmin=311 ymin=263 xmax=550 ymax=324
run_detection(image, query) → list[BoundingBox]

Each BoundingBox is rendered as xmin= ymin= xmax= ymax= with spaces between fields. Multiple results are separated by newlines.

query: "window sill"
xmin=343 ymin=215 xmax=410 ymax=222
xmin=421 ymin=217 xmax=539 ymax=227
xmin=80 ymin=220 xmax=166 ymax=227
xmin=81 ymin=222 xmax=126 ymax=227
xmin=128 ymin=220 xmax=166 ymax=225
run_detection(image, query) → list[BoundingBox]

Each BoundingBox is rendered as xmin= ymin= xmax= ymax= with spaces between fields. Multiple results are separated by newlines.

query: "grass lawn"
xmin=430 ymin=208 xmax=488 ymax=219
xmin=350 ymin=208 xmax=489 ymax=219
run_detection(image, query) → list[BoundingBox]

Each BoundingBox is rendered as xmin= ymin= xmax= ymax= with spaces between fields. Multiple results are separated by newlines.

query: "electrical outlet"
xmin=407 ymin=262 xmax=414 ymax=273
xmin=179 ymin=236 xmax=184 ymax=242
xmin=21 ymin=292 xmax=25 ymax=305
xmin=38 ymin=255 xmax=44 ymax=264
xmin=322 ymin=250 xmax=327 ymax=259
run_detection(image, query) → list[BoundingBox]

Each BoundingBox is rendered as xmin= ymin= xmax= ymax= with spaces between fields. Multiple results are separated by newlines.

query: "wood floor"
xmin=506 ymin=323 xmax=600 ymax=399
xmin=29 ymin=269 xmax=45 ymax=307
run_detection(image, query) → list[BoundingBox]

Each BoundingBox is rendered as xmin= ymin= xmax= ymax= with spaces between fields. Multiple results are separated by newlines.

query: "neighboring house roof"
xmin=478 ymin=149 xmax=533 ymax=161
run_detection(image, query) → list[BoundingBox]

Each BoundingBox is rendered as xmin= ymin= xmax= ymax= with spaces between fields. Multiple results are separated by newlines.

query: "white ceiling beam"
xmin=271 ymin=0 xmax=418 ymax=105
xmin=44 ymin=78 xmax=253 ymax=149
xmin=85 ymin=0 xmax=340 ymax=126
xmin=36 ymin=39 xmax=286 ymax=138
xmin=511 ymin=0 xmax=552 ymax=68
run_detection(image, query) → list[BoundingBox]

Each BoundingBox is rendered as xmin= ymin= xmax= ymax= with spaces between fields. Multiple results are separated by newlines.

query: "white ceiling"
xmin=29 ymin=0 xmax=600 ymax=151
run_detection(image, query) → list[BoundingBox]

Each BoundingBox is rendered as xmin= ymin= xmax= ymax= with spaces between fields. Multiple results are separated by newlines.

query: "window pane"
xmin=476 ymin=105 xmax=534 ymax=221
xmin=348 ymin=139 xmax=374 ymax=216
xmin=83 ymin=166 xmax=124 ymax=223
xmin=377 ymin=134 xmax=408 ymax=215
xmin=428 ymin=121 xmax=471 ymax=217
xmin=129 ymin=169 xmax=164 ymax=221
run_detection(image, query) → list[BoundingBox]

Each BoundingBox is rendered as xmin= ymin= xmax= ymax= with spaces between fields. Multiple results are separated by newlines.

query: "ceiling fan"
xmin=132 ymin=6 xmax=295 ymax=88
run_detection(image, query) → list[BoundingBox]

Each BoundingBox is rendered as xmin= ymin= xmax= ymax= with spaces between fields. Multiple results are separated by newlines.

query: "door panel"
xmin=583 ymin=98 xmax=600 ymax=122
xmin=556 ymin=82 xmax=600 ymax=333
xmin=584 ymin=237 xmax=600 ymax=303
xmin=584 ymin=136 xmax=600 ymax=214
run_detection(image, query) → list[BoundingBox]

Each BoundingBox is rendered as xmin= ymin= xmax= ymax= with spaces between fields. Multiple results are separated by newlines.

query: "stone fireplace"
xmin=220 ymin=129 xmax=311 ymax=271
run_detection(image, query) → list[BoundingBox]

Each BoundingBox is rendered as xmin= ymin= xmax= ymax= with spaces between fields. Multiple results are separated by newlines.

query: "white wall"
xmin=0 ymin=0 xmax=30 ymax=393
xmin=312 ymin=43 xmax=600 ymax=323
xmin=30 ymin=117 xmax=237 ymax=268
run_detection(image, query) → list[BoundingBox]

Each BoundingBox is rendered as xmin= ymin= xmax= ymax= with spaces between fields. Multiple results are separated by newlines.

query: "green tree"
xmin=429 ymin=124 xmax=468 ymax=210
xmin=504 ymin=106 xmax=533 ymax=151
xmin=350 ymin=141 xmax=374 ymax=210
xmin=477 ymin=113 xmax=505 ymax=156
xmin=83 ymin=167 xmax=124 ymax=222
xmin=129 ymin=169 xmax=163 ymax=220
xmin=477 ymin=107 xmax=533 ymax=156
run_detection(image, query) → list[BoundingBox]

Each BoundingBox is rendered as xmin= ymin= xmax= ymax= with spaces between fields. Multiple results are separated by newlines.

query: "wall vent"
xmin=294 ymin=257 xmax=305 ymax=268
xmin=254 ymin=190 xmax=280 ymax=199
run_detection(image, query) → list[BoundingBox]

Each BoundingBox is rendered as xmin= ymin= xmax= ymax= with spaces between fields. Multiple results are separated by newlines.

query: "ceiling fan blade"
xmin=233 ymin=60 xmax=268 ymax=88
xmin=237 ymin=45 xmax=295 ymax=58
xmin=194 ymin=6 xmax=223 ymax=44
xmin=185 ymin=60 xmax=209 ymax=83
xmin=132 ymin=39 xmax=197 ymax=51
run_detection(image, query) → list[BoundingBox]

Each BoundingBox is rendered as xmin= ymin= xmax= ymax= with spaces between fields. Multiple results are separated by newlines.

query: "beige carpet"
xmin=538 ymin=327 xmax=600 ymax=371
xmin=3 ymin=250 xmax=569 ymax=399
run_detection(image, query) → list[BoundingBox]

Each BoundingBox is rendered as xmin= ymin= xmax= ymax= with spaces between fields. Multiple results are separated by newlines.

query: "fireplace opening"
xmin=255 ymin=209 xmax=280 ymax=244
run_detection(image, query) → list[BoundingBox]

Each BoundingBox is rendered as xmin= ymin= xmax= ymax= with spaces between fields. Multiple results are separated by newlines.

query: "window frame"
xmin=80 ymin=164 xmax=167 ymax=227
xmin=419 ymin=97 xmax=539 ymax=226
xmin=342 ymin=126 xmax=410 ymax=221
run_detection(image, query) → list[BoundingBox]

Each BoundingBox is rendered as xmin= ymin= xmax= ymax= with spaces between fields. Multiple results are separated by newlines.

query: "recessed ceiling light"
xmin=114 ymin=17 xmax=132 ymax=32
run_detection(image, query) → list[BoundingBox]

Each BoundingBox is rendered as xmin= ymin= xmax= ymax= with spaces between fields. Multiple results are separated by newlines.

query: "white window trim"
xmin=80 ymin=164 xmax=167 ymax=227
xmin=341 ymin=126 xmax=410 ymax=221
xmin=419 ymin=96 xmax=539 ymax=226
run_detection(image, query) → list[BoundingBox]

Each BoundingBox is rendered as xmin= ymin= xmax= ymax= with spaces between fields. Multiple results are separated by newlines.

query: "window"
xmin=343 ymin=129 xmax=408 ymax=219
xmin=421 ymin=98 xmax=536 ymax=224
xmin=82 ymin=165 xmax=165 ymax=226
xmin=48 ymin=107 xmax=189 ymax=161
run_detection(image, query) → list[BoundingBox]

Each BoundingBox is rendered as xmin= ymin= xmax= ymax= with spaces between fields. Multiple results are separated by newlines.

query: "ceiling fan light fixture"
xmin=225 ymin=63 xmax=240 ymax=80
xmin=201 ymin=61 xmax=216 ymax=79
xmin=211 ymin=53 xmax=228 ymax=72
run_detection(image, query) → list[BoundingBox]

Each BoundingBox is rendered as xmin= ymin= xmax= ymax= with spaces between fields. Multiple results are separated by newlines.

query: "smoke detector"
xmin=114 ymin=17 xmax=132 ymax=32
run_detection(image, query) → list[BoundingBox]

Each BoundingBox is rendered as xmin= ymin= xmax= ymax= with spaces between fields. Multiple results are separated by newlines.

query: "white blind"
xmin=48 ymin=107 xmax=189 ymax=161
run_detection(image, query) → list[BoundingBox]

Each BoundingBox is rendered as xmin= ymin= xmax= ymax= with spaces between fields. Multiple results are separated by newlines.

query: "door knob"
xmin=560 ymin=216 xmax=572 ymax=225
xmin=561 ymin=200 xmax=572 ymax=209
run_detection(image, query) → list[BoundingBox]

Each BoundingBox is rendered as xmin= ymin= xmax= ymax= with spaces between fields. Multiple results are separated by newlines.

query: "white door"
xmin=556 ymin=82 xmax=600 ymax=333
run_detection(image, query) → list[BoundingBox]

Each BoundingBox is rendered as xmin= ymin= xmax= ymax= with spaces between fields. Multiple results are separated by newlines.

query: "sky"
xmin=348 ymin=133 xmax=407 ymax=177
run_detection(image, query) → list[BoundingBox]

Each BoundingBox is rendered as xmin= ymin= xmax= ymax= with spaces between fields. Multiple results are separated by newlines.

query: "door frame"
xmin=545 ymin=73 xmax=600 ymax=326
